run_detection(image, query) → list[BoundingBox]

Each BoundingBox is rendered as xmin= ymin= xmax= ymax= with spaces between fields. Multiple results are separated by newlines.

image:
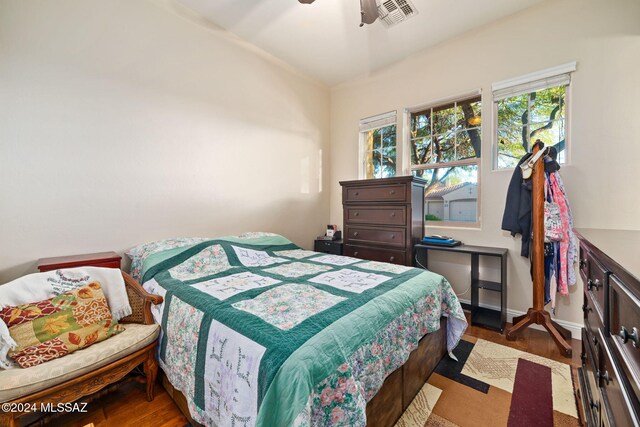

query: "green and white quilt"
xmin=132 ymin=233 xmax=467 ymax=427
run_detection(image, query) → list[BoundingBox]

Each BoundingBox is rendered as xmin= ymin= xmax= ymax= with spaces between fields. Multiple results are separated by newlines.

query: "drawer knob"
xmin=619 ymin=326 xmax=640 ymax=348
xmin=355 ymin=192 xmax=359 ymax=196
xmin=353 ymin=232 xmax=359 ymax=237
xmin=587 ymin=278 xmax=601 ymax=291
xmin=589 ymin=399 xmax=600 ymax=411
xmin=592 ymin=336 xmax=597 ymax=345
xmin=597 ymin=369 xmax=612 ymax=385
xmin=354 ymin=212 xmax=360 ymax=217
xmin=582 ymin=304 xmax=592 ymax=314
xmin=389 ymin=256 xmax=395 ymax=262
xmin=389 ymin=190 xmax=396 ymax=195
xmin=391 ymin=234 xmax=395 ymax=239
xmin=390 ymin=212 xmax=396 ymax=217
xmin=579 ymin=259 xmax=586 ymax=269
xmin=354 ymin=251 xmax=359 ymax=256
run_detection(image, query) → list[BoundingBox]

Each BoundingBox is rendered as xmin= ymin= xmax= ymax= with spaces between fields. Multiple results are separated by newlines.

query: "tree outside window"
xmin=495 ymin=84 xmax=568 ymax=169
xmin=362 ymin=124 xmax=397 ymax=179
xmin=409 ymin=95 xmax=481 ymax=224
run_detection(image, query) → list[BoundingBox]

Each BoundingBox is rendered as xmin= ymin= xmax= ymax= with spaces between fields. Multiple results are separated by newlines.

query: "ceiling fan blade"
xmin=298 ymin=0 xmax=316 ymax=3
xmin=360 ymin=0 xmax=379 ymax=26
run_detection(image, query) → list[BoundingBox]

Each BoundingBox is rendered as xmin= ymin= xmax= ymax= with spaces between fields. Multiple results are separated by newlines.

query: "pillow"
xmin=0 ymin=282 xmax=124 ymax=368
xmin=126 ymin=234 xmax=283 ymax=281
xmin=126 ymin=237 xmax=210 ymax=281
xmin=236 ymin=232 xmax=280 ymax=239
xmin=0 ymin=267 xmax=132 ymax=321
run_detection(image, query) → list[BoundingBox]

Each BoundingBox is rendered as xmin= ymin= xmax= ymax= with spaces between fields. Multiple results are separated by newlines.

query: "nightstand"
xmin=314 ymin=239 xmax=343 ymax=255
xmin=37 ymin=251 xmax=122 ymax=272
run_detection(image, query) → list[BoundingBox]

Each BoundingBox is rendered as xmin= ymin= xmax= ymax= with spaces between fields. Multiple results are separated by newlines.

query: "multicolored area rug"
xmin=395 ymin=336 xmax=580 ymax=427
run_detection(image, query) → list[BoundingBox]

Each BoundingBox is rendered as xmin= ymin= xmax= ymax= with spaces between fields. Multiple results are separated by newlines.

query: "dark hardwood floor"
xmin=35 ymin=314 xmax=581 ymax=427
xmin=40 ymin=380 xmax=188 ymax=427
xmin=463 ymin=315 xmax=582 ymax=368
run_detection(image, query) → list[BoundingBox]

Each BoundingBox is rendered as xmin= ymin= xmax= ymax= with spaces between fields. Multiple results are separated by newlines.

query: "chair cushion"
xmin=0 ymin=323 xmax=159 ymax=402
xmin=0 ymin=282 xmax=124 ymax=368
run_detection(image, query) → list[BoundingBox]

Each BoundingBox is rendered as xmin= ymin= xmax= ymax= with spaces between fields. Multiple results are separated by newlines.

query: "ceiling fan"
xmin=298 ymin=0 xmax=380 ymax=27
xmin=298 ymin=0 xmax=418 ymax=28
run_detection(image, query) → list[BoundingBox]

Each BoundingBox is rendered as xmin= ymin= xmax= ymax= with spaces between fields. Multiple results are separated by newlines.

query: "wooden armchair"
xmin=0 ymin=272 xmax=163 ymax=427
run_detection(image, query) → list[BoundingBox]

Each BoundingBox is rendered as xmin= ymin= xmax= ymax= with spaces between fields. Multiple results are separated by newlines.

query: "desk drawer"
xmin=344 ymin=184 xmax=407 ymax=203
xmin=343 ymin=244 xmax=406 ymax=265
xmin=345 ymin=225 xmax=406 ymax=248
xmin=345 ymin=206 xmax=406 ymax=226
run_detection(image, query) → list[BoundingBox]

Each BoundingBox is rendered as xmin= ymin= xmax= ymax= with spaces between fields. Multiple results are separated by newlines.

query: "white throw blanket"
xmin=0 ymin=267 xmax=131 ymax=369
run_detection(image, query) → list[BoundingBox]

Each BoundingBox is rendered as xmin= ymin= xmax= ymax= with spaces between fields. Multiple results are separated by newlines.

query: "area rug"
xmin=395 ymin=336 xmax=580 ymax=427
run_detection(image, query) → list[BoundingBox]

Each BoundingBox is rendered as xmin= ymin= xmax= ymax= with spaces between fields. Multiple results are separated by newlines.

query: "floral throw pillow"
xmin=0 ymin=282 xmax=124 ymax=368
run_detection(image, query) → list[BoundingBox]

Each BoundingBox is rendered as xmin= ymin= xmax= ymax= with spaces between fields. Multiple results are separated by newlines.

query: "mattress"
xmin=132 ymin=233 xmax=467 ymax=426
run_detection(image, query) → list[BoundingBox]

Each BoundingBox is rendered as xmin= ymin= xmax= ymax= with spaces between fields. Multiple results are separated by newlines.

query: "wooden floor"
xmin=35 ymin=315 xmax=582 ymax=427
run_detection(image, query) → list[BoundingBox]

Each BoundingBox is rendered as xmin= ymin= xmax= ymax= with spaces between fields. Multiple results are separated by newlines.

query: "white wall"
xmin=329 ymin=0 xmax=640 ymax=328
xmin=0 ymin=0 xmax=330 ymax=282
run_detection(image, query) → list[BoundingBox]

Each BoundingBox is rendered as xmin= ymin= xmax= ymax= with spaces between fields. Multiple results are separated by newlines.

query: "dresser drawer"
xmin=344 ymin=184 xmax=407 ymax=203
xmin=343 ymin=244 xmax=406 ymax=265
xmin=581 ymin=328 xmax=602 ymax=426
xmin=609 ymin=274 xmax=640 ymax=406
xmin=586 ymin=252 xmax=608 ymax=324
xmin=345 ymin=206 xmax=406 ymax=226
xmin=598 ymin=329 xmax=640 ymax=426
xmin=579 ymin=243 xmax=589 ymax=284
xmin=585 ymin=291 xmax=604 ymax=347
xmin=345 ymin=225 xmax=406 ymax=248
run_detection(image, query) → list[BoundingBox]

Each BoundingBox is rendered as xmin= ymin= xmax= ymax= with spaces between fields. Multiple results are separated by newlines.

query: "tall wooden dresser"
xmin=339 ymin=176 xmax=426 ymax=266
xmin=575 ymin=229 xmax=640 ymax=426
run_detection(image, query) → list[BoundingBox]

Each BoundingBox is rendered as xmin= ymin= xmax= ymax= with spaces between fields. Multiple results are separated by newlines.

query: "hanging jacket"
xmin=501 ymin=153 xmax=533 ymax=257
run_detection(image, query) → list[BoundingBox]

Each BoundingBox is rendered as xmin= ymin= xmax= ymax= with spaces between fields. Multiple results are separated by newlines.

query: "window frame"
xmin=358 ymin=111 xmax=398 ymax=179
xmin=403 ymin=90 xmax=482 ymax=228
xmin=491 ymin=62 xmax=576 ymax=170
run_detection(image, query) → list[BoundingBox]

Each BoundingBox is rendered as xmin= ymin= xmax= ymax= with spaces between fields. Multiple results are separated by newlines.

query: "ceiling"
xmin=178 ymin=0 xmax=543 ymax=86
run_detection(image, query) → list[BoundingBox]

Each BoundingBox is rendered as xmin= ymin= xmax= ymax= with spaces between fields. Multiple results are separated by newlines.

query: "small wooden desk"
xmin=415 ymin=243 xmax=508 ymax=331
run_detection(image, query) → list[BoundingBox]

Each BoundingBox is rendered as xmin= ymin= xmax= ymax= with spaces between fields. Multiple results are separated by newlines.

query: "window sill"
xmin=425 ymin=223 xmax=481 ymax=231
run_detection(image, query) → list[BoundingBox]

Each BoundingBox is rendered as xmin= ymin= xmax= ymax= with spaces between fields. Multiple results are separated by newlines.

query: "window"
xmin=493 ymin=62 xmax=575 ymax=169
xmin=408 ymin=94 xmax=481 ymax=225
xmin=360 ymin=111 xmax=397 ymax=179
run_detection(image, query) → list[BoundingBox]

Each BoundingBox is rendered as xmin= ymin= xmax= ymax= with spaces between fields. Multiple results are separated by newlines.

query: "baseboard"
xmin=458 ymin=298 xmax=583 ymax=340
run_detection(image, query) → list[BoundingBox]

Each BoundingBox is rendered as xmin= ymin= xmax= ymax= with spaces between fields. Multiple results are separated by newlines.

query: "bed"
xmin=127 ymin=233 xmax=467 ymax=427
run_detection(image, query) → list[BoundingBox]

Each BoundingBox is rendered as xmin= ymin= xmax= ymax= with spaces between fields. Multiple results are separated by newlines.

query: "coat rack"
xmin=505 ymin=140 xmax=573 ymax=357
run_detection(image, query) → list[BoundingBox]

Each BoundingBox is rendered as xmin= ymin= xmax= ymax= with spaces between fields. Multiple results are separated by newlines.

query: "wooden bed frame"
xmin=160 ymin=317 xmax=447 ymax=427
